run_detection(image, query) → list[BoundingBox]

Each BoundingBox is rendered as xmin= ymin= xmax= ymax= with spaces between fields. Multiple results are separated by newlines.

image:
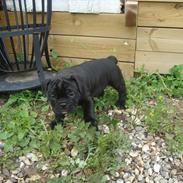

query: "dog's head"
xmin=44 ymin=75 xmax=82 ymax=116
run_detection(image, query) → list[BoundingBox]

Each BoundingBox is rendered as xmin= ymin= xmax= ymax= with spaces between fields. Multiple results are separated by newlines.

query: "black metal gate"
xmin=0 ymin=0 xmax=55 ymax=92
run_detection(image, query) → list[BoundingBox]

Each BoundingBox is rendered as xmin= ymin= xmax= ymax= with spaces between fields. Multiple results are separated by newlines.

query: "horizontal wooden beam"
xmin=137 ymin=27 xmax=183 ymax=53
xmin=135 ymin=51 xmax=183 ymax=73
xmin=48 ymin=35 xmax=136 ymax=62
xmin=138 ymin=2 xmax=183 ymax=28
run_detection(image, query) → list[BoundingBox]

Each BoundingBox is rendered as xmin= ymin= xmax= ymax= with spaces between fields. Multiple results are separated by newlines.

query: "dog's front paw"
xmin=50 ymin=120 xmax=58 ymax=130
xmin=115 ymin=101 xmax=126 ymax=110
xmin=90 ymin=120 xmax=99 ymax=131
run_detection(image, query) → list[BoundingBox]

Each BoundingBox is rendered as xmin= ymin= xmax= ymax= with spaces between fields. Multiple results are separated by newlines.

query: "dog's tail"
xmin=108 ymin=56 xmax=118 ymax=64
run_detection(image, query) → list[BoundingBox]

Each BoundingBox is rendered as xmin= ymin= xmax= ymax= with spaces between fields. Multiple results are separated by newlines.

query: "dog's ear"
xmin=56 ymin=79 xmax=63 ymax=90
xmin=69 ymin=75 xmax=84 ymax=94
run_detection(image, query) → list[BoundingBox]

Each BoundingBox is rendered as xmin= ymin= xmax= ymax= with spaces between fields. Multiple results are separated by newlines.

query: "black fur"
xmin=44 ymin=56 xmax=127 ymax=129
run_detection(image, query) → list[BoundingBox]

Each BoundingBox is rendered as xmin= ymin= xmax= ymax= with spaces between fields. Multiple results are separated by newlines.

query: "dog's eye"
xmin=68 ymin=92 xmax=74 ymax=98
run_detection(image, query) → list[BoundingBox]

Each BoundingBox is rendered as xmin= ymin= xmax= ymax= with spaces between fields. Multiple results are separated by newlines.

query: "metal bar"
xmin=30 ymin=0 xmax=37 ymax=68
xmin=0 ymin=26 xmax=50 ymax=38
xmin=0 ymin=23 xmax=47 ymax=31
xmin=18 ymin=0 xmax=27 ymax=69
xmin=0 ymin=38 xmax=13 ymax=70
xmin=24 ymin=0 xmax=29 ymax=70
xmin=12 ymin=0 xmax=22 ymax=70
xmin=2 ymin=0 xmax=16 ymax=71
xmin=33 ymin=33 xmax=45 ymax=92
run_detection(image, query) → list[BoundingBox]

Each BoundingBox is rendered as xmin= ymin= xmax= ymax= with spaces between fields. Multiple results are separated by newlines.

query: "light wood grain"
xmin=138 ymin=2 xmax=183 ymax=28
xmin=137 ymin=27 xmax=183 ymax=53
xmin=48 ymin=35 xmax=136 ymax=62
xmin=51 ymin=12 xmax=136 ymax=39
xmin=135 ymin=51 xmax=183 ymax=73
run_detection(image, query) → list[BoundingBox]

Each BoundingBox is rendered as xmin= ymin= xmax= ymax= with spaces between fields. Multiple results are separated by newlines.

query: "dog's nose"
xmin=60 ymin=103 xmax=66 ymax=108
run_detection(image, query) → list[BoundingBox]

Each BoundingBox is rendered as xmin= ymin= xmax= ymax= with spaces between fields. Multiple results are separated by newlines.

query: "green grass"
xmin=0 ymin=64 xmax=183 ymax=182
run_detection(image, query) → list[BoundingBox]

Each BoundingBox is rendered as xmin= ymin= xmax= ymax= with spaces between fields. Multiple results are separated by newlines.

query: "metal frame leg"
xmin=33 ymin=33 xmax=45 ymax=93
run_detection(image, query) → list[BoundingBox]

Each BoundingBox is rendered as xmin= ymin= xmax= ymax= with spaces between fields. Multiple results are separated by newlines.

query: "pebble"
xmin=153 ymin=163 xmax=161 ymax=173
xmin=129 ymin=151 xmax=139 ymax=158
xmin=26 ymin=153 xmax=38 ymax=162
xmin=71 ymin=148 xmax=78 ymax=157
xmin=142 ymin=144 xmax=150 ymax=153
xmin=116 ymin=179 xmax=124 ymax=183
xmin=61 ymin=169 xmax=68 ymax=177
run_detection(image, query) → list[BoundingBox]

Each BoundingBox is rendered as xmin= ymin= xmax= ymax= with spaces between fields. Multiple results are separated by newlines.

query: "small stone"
xmin=71 ymin=148 xmax=78 ymax=157
xmin=20 ymin=162 xmax=25 ymax=169
xmin=104 ymin=175 xmax=110 ymax=181
xmin=129 ymin=151 xmax=139 ymax=158
xmin=148 ymin=168 xmax=153 ymax=176
xmin=161 ymin=171 xmax=169 ymax=179
xmin=142 ymin=144 xmax=150 ymax=153
xmin=98 ymin=124 xmax=110 ymax=134
xmin=2 ymin=168 xmax=10 ymax=177
xmin=125 ymin=158 xmax=132 ymax=165
xmin=154 ymin=175 xmax=163 ymax=183
xmin=0 ymin=141 xmax=5 ymax=149
xmin=116 ymin=179 xmax=124 ymax=183
xmin=153 ymin=163 xmax=161 ymax=173
xmin=128 ymin=175 xmax=135 ymax=182
xmin=19 ymin=156 xmax=31 ymax=166
xmin=12 ymin=168 xmax=20 ymax=175
xmin=41 ymin=164 xmax=48 ymax=171
xmin=114 ymin=172 xmax=120 ymax=178
xmin=26 ymin=153 xmax=38 ymax=162
xmin=134 ymin=168 xmax=139 ymax=176
xmin=145 ymin=176 xmax=150 ymax=183
xmin=159 ymin=178 xmax=167 ymax=183
xmin=61 ymin=169 xmax=68 ymax=177
xmin=108 ymin=110 xmax=113 ymax=116
xmin=5 ymin=180 xmax=13 ymax=183
xmin=28 ymin=174 xmax=41 ymax=181
xmin=170 ymin=169 xmax=177 ymax=175
xmin=123 ymin=173 xmax=130 ymax=179
xmin=0 ymin=176 xmax=4 ymax=182
xmin=138 ymin=175 xmax=144 ymax=181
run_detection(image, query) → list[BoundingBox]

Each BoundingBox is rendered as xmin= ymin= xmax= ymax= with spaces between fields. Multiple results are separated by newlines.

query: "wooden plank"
xmin=48 ymin=35 xmax=136 ymax=62
xmin=51 ymin=13 xmax=136 ymax=39
xmin=135 ymin=51 xmax=183 ymax=73
xmin=138 ymin=2 xmax=183 ymax=28
xmin=0 ymin=11 xmax=136 ymax=39
xmin=137 ymin=27 xmax=183 ymax=53
xmin=52 ymin=57 xmax=134 ymax=80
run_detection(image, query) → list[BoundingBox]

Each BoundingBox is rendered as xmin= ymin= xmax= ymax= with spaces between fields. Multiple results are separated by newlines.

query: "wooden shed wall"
xmin=1 ymin=0 xmax=183 ymax=78
xmin=49 ymin=13 xmax=136 ymax=79
xmin=136 ymin=0 xmax=183 ymax=73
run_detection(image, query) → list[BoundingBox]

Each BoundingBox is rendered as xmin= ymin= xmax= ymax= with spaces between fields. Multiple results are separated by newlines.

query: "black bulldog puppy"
xmin=44 ymin=56 xmax=127 ymax=129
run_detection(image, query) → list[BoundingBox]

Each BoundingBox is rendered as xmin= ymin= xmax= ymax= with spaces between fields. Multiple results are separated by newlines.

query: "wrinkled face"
xmin=45 ymin=78 xmax=79 ymax=116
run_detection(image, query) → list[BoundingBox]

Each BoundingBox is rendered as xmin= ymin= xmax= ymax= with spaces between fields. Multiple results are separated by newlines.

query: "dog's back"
xmin=58 ymin=56 xmax=123 ymax=97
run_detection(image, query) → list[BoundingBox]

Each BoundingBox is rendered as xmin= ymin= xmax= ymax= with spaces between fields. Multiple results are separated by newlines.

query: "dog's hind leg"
xmin=82 ymin=97 xmax=98 ymax=129
xmin=110 ymin=69 xmax=127 ymax=109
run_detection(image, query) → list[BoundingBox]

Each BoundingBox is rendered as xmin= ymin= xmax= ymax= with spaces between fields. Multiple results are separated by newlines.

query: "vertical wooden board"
xmin=51 ymin=13 xmax=136 ymax=39
xmin=48 ymin=35 xmax=136 ymax=62
xmin=138 ymin=2 xmax=183 ymax=28
xmin=135 ymin=51 xmax=183 ymax=73
xmin=137 ymin=27 xmax=183 ymax=53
